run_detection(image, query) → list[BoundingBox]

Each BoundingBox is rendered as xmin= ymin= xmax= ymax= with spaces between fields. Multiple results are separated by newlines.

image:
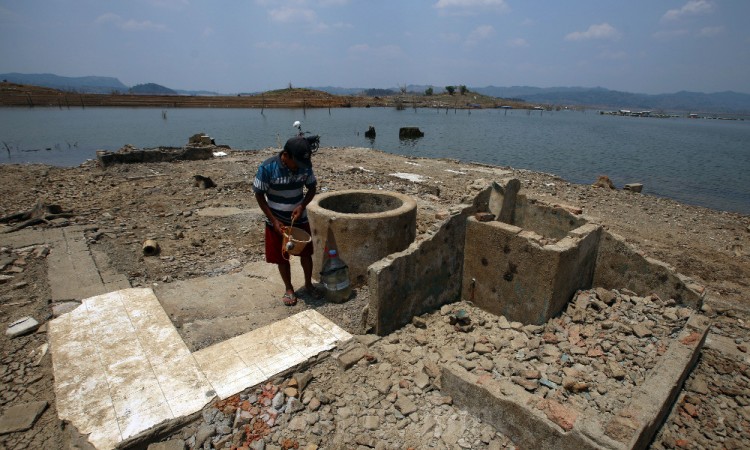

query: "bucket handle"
xmin=281 ymin=217 xmax=295 ymax=261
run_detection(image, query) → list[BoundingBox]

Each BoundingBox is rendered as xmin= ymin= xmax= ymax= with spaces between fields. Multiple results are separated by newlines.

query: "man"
xmin=254 ymin=136 xmax=320 ymax=306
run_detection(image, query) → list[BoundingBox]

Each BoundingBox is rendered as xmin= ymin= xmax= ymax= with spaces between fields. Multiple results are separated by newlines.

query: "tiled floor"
xmin=49 ymin=288 xmax=351 ymax=449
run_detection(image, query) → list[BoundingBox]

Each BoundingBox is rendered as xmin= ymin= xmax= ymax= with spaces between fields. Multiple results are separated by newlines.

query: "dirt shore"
xmin=0 ymin=82 xmax=532 ymax=110
xmin=0 ymin=145 xmax=748 ymax=449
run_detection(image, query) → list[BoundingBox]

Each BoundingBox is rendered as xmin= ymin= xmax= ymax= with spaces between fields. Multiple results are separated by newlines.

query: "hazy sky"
xmin=1 ymin=0 xmax=748 ymax=94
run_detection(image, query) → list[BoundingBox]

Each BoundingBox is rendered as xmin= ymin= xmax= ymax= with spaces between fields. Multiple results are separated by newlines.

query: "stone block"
xmin=623 ymin=183 xmax=643 ymax=193
xmin=0 ymin=401 xmax=48 ymax=434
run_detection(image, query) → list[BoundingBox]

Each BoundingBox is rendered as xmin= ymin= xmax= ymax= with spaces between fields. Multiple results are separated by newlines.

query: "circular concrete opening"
xmin=308 ymin=190 xmax=417 ymax=286
xmin=318 ymin=192 xmax=404 ymax=215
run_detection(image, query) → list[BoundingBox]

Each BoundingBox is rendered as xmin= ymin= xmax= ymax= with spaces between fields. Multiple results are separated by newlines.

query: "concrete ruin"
xmin=307 ymin=190 xmax=417 ymax=286
xmin=301 ymin=181 xmax=710 ymax=448
xmin=96 ymin=145 xmax=213 ymax=167
xmin=31 ymin=177 xmax=713 ymax=449
xmin=360 ymin=180 xmax=704 ymax=334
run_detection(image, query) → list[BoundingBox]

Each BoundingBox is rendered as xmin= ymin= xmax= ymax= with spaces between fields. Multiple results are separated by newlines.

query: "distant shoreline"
xmin=0 ymin=82 xmax=533 ymax=110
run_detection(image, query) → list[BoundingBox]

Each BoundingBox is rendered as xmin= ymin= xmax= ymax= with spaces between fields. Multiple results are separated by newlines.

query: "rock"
xmin=399 ymin=127 xmax=424 ymax=139
xmin=286 ymin=396 xmax=305 ymax=414
xmin=194 ymin=424 xmax=215 ymax=448
xmin=414 ymin=372 xmax=430 ymax=389
xmin=308 ymin=397 xmax=321 ymax=411
xmin=473 ymin=343 xmax=492 ymax=354
xmin=474 ymin=212 xmax=495 ymax=222
xmin=0 ymin=400 xmax=48 ymax=434
xmin=336 ymin=345 xmax=367 ymax=369
xmin=287 ymin=416 xmax=307 ymax=431
xmin=537 ymin=399 xmax=577 ymax=432
xmin=362 ymin=415 xmax=379 ymax=430
xmin=606 ymin=360 xmax=627 ymax=380
xmin=631 ymin=323 xmax=653 ymax=338
xmin=423 ymin=361 xmax=441 ymax=380
xmin=595 ymin=287 xmax=617 ymax=305
xmin=412 ymin=316 xmax=427 ymax=329
xmin=512 ymin=377 xmax=538 ymax=391
xmin=272 ymin=391 xmax=285 ymax=409
xmin=5 ymin=316 xmax=40 ymax=338
xmin=395 ymin=396 xmax=418 ymax=416
xmin=283 ymin=387 xmax=299 ymax=398
xmin=293 ymin=372 xmax=313 ymax=391
xmin=623 ymin=183 xmax=643 ymax=193
xmin=147 ymin=439 xmax=185 ymax=450
xmin=562 ymin=377 xmax=588 ymax=393
xmin=592 ymin=175 xmax=615 ymax=189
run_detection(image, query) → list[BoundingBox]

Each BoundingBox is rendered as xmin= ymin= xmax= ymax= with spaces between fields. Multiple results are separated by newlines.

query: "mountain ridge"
xmin=2 ymin=72 xmax=749 ymax=113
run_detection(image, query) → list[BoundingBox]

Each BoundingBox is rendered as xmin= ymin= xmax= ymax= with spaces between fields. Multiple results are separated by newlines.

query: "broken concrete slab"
xmin=50 ymin=285 xmax=352 ymax=449
xmin=0 ymin=401 xmax=48 ymax=434
xmin=47 ymin=228 xmax=131 ymax=302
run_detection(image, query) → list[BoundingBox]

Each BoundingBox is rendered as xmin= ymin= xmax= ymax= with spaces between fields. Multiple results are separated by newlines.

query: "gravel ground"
xmin=0 ymin=145 xmax=748 ymax=449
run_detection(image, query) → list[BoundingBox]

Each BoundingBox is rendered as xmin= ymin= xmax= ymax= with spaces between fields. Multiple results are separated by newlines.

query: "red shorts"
xmin=265 ymin=222 xmax=314 ymax=264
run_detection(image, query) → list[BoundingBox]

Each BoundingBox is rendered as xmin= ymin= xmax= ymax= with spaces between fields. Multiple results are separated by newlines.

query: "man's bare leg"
xmin=277 ymin=261 xmax=296 ymax=305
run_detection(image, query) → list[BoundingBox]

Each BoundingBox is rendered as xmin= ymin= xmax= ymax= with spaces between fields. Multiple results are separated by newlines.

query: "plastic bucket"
xmin=283 ymin=226 xmax=312 ymax=256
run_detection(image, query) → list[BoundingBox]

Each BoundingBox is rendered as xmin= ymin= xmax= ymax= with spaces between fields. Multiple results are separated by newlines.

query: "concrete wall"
xmin=513 ymin=197 xmax=587 ymax=240
xmin=489 ymin=180 xmax=586 ymax=240
xmin=593 ymin=231 xmax=704 ymax=308
xmin=462 ymin=218 xmax=601 ymax=324
xmin=550 ymin=224 xmax=602 ymax=317
xmin=365 ymin=180 xmax=704 ymax=336
xmin=367 ymin=190 xmax=489 ymax=336
xmin=440 ymin=365 xmax=622 ymax=450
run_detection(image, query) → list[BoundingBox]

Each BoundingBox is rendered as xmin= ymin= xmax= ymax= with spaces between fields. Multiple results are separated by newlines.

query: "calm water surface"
xmin=1 ymin=107 xmax=748 ymax=214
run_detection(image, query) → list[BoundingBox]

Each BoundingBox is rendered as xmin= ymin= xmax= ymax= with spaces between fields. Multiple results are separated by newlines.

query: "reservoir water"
xmin=1 ymin=106 xmax=748 ymax=214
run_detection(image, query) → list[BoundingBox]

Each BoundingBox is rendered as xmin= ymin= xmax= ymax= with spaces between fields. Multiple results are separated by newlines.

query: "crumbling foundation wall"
xmin=513 ymin=196 xmax=588 ymax=240
xmin=593 ymin=231 xmax=704 ymax=308
xmin=366 ymin=178 xmax=704 ymax=335
xmin=367 ymin=190 xmax=489 ymax=336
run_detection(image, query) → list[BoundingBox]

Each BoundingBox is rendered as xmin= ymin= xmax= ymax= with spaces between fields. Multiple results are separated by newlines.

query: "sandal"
xmin=282 ymin=292 xmax=297 ymax=306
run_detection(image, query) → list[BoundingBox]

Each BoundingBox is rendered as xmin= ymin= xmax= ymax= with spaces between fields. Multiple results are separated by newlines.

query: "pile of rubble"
xmin=160 ymin=286 xmax=750 ymax=449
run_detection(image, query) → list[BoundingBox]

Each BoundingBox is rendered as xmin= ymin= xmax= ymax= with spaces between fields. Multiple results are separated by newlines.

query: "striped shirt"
xmin=253 ymin=154 xmax=317 ymax=225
